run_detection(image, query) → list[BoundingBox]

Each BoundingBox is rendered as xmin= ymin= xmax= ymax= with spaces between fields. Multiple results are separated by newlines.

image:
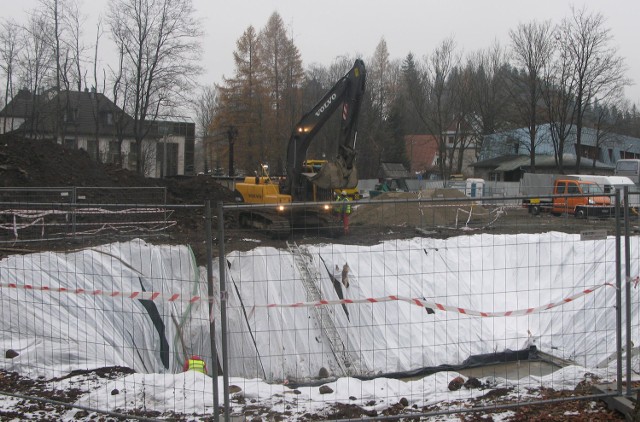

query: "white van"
xmin=567 ymin=174 xmax=639 ymax=208
xmin=614 ymin=159 xmax=640 ymax=184
xmin=567 ymin=175 xmax=634 ymax=193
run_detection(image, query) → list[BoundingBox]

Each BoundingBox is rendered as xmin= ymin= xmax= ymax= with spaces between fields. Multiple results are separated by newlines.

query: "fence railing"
xmin=0 ymin=187 xmax=638 ymax=421
xmin=0 ymin=186 xmax=169 ymax=244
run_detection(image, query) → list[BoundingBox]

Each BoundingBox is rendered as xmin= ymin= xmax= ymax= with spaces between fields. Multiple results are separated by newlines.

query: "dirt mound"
xmin=351 ymin=189 xmax=493 ymax=229
xmin=0 ymin=134 xmax=234 ymax=204
xmin=0 ymin=134 xmax=236 ymax=262
xmin=0 ymin=135 xmax=122 ymax=188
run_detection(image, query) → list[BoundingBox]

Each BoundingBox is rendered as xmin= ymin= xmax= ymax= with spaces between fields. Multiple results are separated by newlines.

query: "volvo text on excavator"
xmin=233 ymin=59 xmax=366 ymax=237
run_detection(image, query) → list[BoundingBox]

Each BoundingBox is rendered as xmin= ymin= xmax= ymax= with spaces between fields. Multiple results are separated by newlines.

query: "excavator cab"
xmin=235 ymin=164 xmax=291 ymax=206
xmin=232 ymin=164 xmax=292 ymax=237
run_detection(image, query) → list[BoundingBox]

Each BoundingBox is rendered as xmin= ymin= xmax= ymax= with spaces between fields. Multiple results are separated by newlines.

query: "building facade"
xmin=473 ymin=124 xmax=640 ymax=181
xmin=0 ymin=89 xmax=195 ymax=177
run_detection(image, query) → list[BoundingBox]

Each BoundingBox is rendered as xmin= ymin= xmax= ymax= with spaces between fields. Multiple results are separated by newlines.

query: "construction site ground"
xmin=0 ymin=134 xmax=632 ymax=420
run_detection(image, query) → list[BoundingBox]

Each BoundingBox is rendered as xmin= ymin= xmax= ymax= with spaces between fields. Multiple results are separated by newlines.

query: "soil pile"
xmin=0 ymin=134 xmax=235 ymax=261
xmin=0 ymin=134 xmax=234 ymax=204
xmin=351 ymin=189 xmax=494 ymax=229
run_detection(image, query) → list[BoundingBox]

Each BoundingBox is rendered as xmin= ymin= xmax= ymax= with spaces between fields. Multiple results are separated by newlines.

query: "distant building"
xmin=404 ymin=132 xmax=477 ymax=180
xmin=472 ymin=124 xmax=640 ymax=181
xmin=405 ymin=135 xmax=439 ymax=178
xmin=0 ymin=88 xmax=195 ymax=177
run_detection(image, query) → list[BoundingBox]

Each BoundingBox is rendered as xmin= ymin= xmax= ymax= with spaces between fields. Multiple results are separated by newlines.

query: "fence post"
xmin=615 ymin=188 xmax=622 ymax=395
xmin=205 ymin=201 xmax=220 ymax=421
xmin=624 ymin=187 xmax=632 ymax=396
xmin=72 ymin=187 xmax=77 ymax=238
xmin=217 ymin=201 xmax=230 ymax=421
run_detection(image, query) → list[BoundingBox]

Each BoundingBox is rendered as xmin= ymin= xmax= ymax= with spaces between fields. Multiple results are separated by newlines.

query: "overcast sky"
xmin=7 ymin=0 xmax=640 ymax=105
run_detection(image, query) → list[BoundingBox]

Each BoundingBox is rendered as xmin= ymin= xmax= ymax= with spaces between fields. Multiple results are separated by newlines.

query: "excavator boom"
xmin=285 ymin=59 xmax=366 ymax=200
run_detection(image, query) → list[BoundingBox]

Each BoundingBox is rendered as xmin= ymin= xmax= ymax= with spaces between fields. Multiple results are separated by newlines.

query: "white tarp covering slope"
xmin=217 ymin=232 xmax=640 ymax=382
xmin=0 ymin=239 xmax=211 ymax=378
xmin=0 ymin=234 xmax=639 ymax=419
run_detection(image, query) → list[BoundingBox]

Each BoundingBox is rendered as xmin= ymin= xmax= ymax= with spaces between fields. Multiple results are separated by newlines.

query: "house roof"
xmin=379 ymin=162 xmax=411 ymax=179
xmin=0 ymin=89 xmax=35 ymax=117
xmin=0 ymin=89 xmax=138 ymax=138
xmin=473 ymin=153 xmax=615 ymax=171
xmin=405 ymin=135 xmax=438 ymax=173
xmin=1 ymin=90 xmax=193 ymax=140
xmin=479 ymin=124 xmax=640 ymax=165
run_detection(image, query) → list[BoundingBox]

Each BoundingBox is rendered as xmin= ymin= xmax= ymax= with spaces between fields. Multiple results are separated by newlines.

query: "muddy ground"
xmin=0 ymin=133 xmax=625 ymax=264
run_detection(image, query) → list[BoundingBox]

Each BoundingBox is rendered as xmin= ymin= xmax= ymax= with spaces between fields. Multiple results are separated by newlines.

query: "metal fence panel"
xmin=0 ymin=189 xmax=637 ymax=421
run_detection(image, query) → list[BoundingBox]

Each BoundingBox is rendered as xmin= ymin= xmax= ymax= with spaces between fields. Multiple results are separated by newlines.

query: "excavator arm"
xmin=284 ymin=59 xmax=366 ymax=200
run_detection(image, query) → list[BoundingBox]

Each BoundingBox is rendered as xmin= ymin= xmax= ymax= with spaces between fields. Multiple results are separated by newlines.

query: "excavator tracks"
xmin=238 ymin=210 xmax=291 ymax=239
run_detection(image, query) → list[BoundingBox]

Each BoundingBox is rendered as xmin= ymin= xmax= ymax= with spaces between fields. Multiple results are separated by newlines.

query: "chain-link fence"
xmin=0 ymin=187 xmax=638 ymax=421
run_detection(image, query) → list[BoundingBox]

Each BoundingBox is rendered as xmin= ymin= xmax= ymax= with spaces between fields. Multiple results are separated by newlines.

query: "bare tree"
xmin=559 ymin=6 xmax=629 ymax=172
xmin=466 ymin=42 xmax=511 ymax=154
xmin=366 ymin=38 xmax=395 ymax=169
xmin=107 ymin=0 xmax=203 ymax=174
xmin=541 ymin=30 xmax=576 ymax=174
xmin=18 ymin=11 xmax=55 ymax=138
xmin=508 ymin=19 xmax=555 ymax=173
xmin=64 ymin=0 xmax=88 ymax=92
xmin=412 ymin=37 xmax=462 ymax=179
xmin=110 ymin=41 xmax=131 ymax=167
xmin=0 ymin=19 xmax=22 ymax=132
xmin=37 ymin=0 xmax=68 ymax=141
xmin=193 ymin=84 xmax=219 ymax=173
xmin=587 ymin=96 xmax=624 ymax=168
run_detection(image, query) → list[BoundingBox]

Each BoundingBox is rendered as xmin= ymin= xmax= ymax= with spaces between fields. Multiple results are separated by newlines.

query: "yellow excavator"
xmin=234 ymin=59 xmax=366 ymax=236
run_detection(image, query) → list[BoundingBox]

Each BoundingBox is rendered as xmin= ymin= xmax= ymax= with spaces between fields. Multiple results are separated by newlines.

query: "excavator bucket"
xmin=310 ymin=160 xmax=358 ymax=189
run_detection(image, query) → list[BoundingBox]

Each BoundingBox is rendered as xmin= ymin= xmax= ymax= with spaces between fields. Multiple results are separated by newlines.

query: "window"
xmin=87 ymin=140 xmax=98 ymax=160
xmin=574 ymin=144 xmax=598 ymax=160
xmin=581 ymin=183 xmax=603 ymax=194
xmin=128 ymin=141 xmax=137 ymax=169
xmin=64 ymin=138 xmax=76 ymax=149
xmin=621 ymin=151 xmax=640 ymax=159
xmin=106 ymin=112 xmax=114 ymax=125
xmin=567 ymin=183 xmax=580 ymax=194
xmin=108 ymin=141 xmax=119 ymax=164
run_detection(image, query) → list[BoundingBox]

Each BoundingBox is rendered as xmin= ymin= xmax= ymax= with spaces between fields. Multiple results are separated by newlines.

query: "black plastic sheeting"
xmin=358 ymin=345 xmax=541 ymax=381
xmin=286 ymin=346 xmax=543 ymax=388
xmin=319 ymin=257 xmax=350 ymax=320
xmin=137 ymin=277 xmax=170 ymax=369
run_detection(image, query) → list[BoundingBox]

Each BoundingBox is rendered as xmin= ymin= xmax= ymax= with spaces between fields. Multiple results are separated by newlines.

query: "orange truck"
xmin=521 ymin=174 xmax=613 ymax=218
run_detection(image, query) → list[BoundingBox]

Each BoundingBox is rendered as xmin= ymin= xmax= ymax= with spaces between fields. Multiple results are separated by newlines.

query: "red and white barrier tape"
xmin=0 ymin=281 xmax=619 ymax=317
xmin=263 ymin=283 xmax=616 ymax=317
xmin=0 ymin=283 xmax=205 ymax=303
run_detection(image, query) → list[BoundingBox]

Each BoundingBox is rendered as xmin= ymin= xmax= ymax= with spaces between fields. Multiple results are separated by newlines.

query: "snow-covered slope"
xmin=0 ymin=239 xmax=211 ymax=378
xmin=218 ymin=232 xmax=638 ymax=381
xmin=1 ymin=233 xmax=637 ymax=384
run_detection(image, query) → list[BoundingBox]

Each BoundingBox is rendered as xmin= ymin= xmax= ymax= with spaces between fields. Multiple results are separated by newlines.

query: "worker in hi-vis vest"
xmin=183 ymin=355 xmax=207 ymax=374
xmin=334 ymin=190 xmax=351 ymax=235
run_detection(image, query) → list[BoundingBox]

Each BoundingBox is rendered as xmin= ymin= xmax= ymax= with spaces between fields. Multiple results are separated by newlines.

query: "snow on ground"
xmin=63 ymin=365 xmax=615 ymax=419
xmin=0 ymin=233 xmax=638 ymax=419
